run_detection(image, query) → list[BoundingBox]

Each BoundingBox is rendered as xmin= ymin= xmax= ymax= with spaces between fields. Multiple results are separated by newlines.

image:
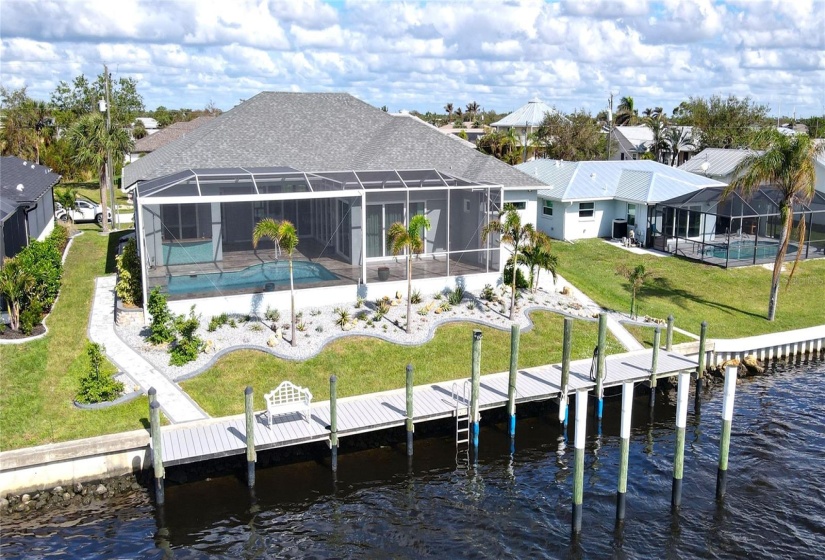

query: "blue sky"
xmin=1 ymin=0 xmax=823 ymax=117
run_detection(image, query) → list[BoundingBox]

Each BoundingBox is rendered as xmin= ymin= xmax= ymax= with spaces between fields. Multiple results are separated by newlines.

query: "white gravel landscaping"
xmin=115 ymin=277 xmax=602 ymax=381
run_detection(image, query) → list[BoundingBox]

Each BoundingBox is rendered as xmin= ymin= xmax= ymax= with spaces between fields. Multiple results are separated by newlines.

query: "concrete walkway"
xmin=555 ymin=273 xmax=646 ymax=351
xmin=88 ymin=276 xmax=208 ymax=423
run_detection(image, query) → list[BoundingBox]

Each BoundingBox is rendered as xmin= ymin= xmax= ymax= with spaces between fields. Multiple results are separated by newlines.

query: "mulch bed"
xmin=0 ymin=324 xmax=46 ymax=340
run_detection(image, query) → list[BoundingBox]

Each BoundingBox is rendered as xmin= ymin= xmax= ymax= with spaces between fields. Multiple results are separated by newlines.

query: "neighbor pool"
xmin=167 ymin=260 xmax=338 ymax=295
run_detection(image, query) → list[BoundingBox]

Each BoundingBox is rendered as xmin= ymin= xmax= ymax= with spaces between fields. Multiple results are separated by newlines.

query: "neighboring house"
xmin=126 ymin=116 xmax=216 ymax=165
xmin=517 ymin=159 xmax=724 ymax=246
xmin=816 ymin=151 xmax=825 ymax=193
xmin=123 ymin=92 xmax=543 ymax=318
xmin=610 ymin=125 xmax=695 ymax=165
xmin=438 ymin=122 xmax=486 ymax=142
xmin=0 ymin=156 xmax=60 ymax=262
xmin=491 ymin=98 xmax=566 ymax=159
xmin=134 ymin=117 xmax=159 ymax=135
xmin=678 ymin=148 xmax=757 ymax=184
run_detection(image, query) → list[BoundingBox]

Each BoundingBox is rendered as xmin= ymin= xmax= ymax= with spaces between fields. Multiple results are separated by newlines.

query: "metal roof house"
xmin=516 ymin=159 xmax=724 ymax=246
xmin=491 ymin=98 xmax=567 ymax=161
xmin=678 ymin=148 xmax=757 ymax=183
xmin=0 ymin=156 xmax=60 ymax=263
xmin=126 ymin=92 xmax=543 ymax=319
xmin=610 ymin=125 xmax=696 ymax=165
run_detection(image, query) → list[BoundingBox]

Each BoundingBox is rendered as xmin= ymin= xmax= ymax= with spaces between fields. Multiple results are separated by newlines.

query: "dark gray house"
xmin=0 ymin=156 xmax=60 ymax=262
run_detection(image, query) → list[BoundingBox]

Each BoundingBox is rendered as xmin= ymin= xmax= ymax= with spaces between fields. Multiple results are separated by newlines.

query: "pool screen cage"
xmin=650 ymin=186 xmax=825 ymax=268
xmin=134 ymin=167 xmax=503 ymax=301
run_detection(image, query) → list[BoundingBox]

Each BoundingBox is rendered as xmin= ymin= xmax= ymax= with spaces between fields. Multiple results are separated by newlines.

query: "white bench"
xmin=264 ymin=381 xmax=313 ymax=426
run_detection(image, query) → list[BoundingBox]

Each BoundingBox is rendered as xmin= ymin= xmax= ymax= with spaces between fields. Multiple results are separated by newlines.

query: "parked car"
xmin=55 ymin=197 xmax=112 ymax=225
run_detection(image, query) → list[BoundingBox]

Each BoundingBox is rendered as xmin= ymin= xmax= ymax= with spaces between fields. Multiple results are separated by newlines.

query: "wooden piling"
xmin=244 ymin=386 xmax=256 ymax=488
xmin=559 ymin=317 xmax=572 ymax=427
xmin=666 ymin=314 xmax=674 ymax=351
xmin=406 ymin=364 xmax=414 ymax=457
xmin=507 ymin=324 xmax=520 ymax=438
xmin=671 ymin=371 xmax=690 ymax=509
xmin=330 ymin=375 xmax=338 ymax=473
xmin=716 ymin=364 xmax=737 ymax=500
xmin=149 ymin=399 xmax=164 ymax=505
xmin=616 ymin=381 xmax=633 ymax=522
xmin=470 ymin=330 xmax=482 ymax=450
xmin=572 ymin=390 xmax=588 ymax=535
xmin=595 ymin=313 xmax=607 ymax=421
xmin=695 ymin=321 xmax=707 ymax=412
xmin=148 ymin=386 xmax=157 ymax=406
xmin=649 ymin=327 xmax=661 ymax=408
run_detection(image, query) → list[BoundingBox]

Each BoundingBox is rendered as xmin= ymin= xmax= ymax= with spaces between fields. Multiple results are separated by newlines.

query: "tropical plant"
xmin=386 ymin=213 xmax=431 ymax=334
xmin=115 ymin=237 xmax=142 ymax=306
xmin=465 ymin=101 xmax=480 ymax=118
xmin=0 ymin=257 xmax=35 ymax=331
xmin=76 ymin=342 xmax=124 ymax=404
xmin=518 ymin=230 xmax=558 ymax=293
xmin=54 ymin=188 xmax=77 ymax=223
xmin=482 ymin=204 xmax=535 ymax=320
xmin=643 ymin=113 xmax=669 ymax=163
xmin=616 ymin=96 xmax=637 ymax=126
xmin=410 ymin=289 xmax=422 ymax=304
xmin=147 ymin=287 xmax=175 ymax=344
xmin=169 ymin=307 xmax=203 ymax=366
xmin=334 ymin=307 xmax=351 ymax=329
xmin=19 ymin=299 xmax=43 ymax=335
xmin=617 ymin=263 xmax=652 ymax=319
xmin=726 ymin=131 xmax=825 ymax=321
xmin=14 ymin=237 xmax=62 ymax=311
xmin=64 ymin=113 xmax=133 ymax=233
xmin=665 ymin=127 xmax=694 ymax=166
xmin=447 ymin=285 xmax=465 ymax=305
xmin=252 ymin=218 xmax=299 ymax=346
xmin=444 ymin=103 xmax=454 ymax=120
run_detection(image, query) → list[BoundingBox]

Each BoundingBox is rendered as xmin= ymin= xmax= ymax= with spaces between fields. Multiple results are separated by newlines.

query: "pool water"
xmin=709 ymin=240 xmax=797 ymax=261
xmin=167 ymin=260 xmax=338 ymax=295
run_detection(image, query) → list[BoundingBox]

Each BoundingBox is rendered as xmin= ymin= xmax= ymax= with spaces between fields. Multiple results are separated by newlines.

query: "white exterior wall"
xmin=536 ymin=197 xmax=564 ymax=240
xmin=562 ymin=200 xmax=616 ymax=240
xmin=816 ymin=159 xmax=825 ymax=193
xmin=503 ymin=189 xmax=538 ymax=228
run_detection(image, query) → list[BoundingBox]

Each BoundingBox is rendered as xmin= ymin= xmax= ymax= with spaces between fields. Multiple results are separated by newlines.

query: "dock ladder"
xmin=452 ymin=381 xmax=471 ymax=467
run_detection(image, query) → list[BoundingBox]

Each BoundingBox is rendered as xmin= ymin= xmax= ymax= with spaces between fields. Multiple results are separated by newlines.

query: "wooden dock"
xmin=159 ymin=349 xmax=698 ymax=467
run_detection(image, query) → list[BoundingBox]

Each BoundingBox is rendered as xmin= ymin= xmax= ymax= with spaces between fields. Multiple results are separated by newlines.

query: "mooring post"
xmin=616 ymin=381 xmax=633 ymax=522
xmin=405 ymin=364 xmax=414 ymax=457
xmin=649 ymin=327 xmax=661 ymax=408
xmin=695 ymin=321 xmax=708 ymax=412
xmin=716 ymin=364 xmax=737 ymax=500
xmin=244 ymin=386 xmax=256 ymax=488
xmin=559 ymin=318 xmax=572 ymax=431
xmin=572 ymin=389 xmax=588 ymax=536
xmin=666 ymin=314 xmax=674 ymax=351
xmin=330 ymin=375 xmax=338 ymax=473
xmin=470 ymin=330 xmax=482 ymax=452
xmin=507 ymin=324 xmax=520 ymax=439
xmin=149 ymin=399 xmax=164 ymax=506
xmin=148 ymin=386 xmax=157 ymax=407
xmin=671 ymin=371 xmax=690 ymax=510
xmin=595 ymin=312 xmax=607 ymax=422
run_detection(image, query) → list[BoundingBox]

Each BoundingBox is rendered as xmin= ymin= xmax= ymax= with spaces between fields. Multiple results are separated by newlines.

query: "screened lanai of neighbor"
xmin=134 ymin=167 xmax=503 ymax=302
xmin=650 ymin=186 xmax=825 ymax=267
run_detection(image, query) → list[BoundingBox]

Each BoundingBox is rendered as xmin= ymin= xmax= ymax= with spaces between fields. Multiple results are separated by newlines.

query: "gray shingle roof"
xmin=0 ymin=156 xmax=60 ymax=221
xmin=132 ymin=116 xmax=216 ymax=153
xmin=123 ymin=92 xmax=540 ymax=189
xmin=517 ymin=159 xmax=724 ymax=204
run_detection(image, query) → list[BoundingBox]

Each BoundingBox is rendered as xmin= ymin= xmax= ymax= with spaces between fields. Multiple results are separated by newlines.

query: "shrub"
xmin=207 ymin=313 xmax=229 ymax=332
xmin=410 ymin=289 xmax=422 ymax=304
xmin=169 ymin=307 xmax=203 ymax=366
xmin=481 ymin=284 xmax=496 ymax=301
xmin=15 ymin=237 xmax=62 ymax=311
xmin=249 ymin=322 xmax=263 ymax=332
xmin=503 ymin=261 xmax=529 ymax=289
xmin=355 ymin=296 xmax=364 ymax=308
xmin=115 ymin=238 xmax=142 ymax=307
xmin=335 ymin=307 xmax=351 ymax=328
xmin=265 ymin=306 xmax=281 ymax=323
xmin=439 ymin=301 xmax=452 ymax=313
xmin=48 ymin=223 xmax=70 ymax=254
xmin=296 ymin=320 xmax=307 ymax=332
xmin=447 ymin=286 xmax=465 ymax=305
xmin=77 ymin=342 xmax=124 ymax=404
xmin=147 ymin=288 xmax=175 ymax=344
xmin=376 ymin=299 xmax=391 ymax=315
xmin=19 ymin=300 xmax=43 ymax=335
xmin=0 ymin=257 xmax=34 ymax=331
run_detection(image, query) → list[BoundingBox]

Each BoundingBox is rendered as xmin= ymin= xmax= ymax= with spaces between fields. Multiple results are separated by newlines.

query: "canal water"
xmin=2 ymin=356 xmax=823 ymax=559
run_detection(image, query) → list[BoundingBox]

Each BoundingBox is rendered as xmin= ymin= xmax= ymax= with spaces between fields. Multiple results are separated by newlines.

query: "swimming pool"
xmin=167 ymin=260 xmax=338 ymax=295
xmin=708 ymin=240 xmax=797 ymax=261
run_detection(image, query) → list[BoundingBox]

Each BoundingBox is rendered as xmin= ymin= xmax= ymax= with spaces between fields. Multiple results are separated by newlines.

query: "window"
xmin=509 ymin=201 xmax=526 ymax=210
xmin=627 ymin=204 xmax=636 ymax=227
xmin=579 ymin=202 xmax=594 ymax=219
xmin=463 ymin=199 xmax=471 ymax=213
xmin=542 ymin=200 xmax=553 ymax=216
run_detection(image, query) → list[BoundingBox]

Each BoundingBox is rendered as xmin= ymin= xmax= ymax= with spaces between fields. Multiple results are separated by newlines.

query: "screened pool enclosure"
xmin=650 ymin=186 xmax=825 ymax=267
xmin=134 ymin=167 xmax=503 ymax=301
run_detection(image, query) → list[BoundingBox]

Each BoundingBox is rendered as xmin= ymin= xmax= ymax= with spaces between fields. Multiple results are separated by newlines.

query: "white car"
xmin=55 ymin=197 xmax=112 ymax=225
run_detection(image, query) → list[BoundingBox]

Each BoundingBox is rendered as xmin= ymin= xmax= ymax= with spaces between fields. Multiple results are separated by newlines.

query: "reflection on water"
xmin=3 ymin=356 xmax=823 ymax=559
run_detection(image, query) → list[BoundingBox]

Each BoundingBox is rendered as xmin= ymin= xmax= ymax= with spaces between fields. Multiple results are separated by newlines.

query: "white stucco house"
xmin=516 ymin=159 xmax=725 ymax=246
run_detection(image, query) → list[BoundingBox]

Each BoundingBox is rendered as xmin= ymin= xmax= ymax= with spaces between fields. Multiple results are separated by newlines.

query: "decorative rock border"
xmin=72 ymin=389 xmax=144 ymax=410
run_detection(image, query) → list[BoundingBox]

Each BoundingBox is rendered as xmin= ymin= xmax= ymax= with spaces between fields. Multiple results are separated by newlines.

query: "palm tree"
xmin=616 ymin=96 xmax=637 ymax=125
xmin=387 ymin=214 xmax=431 ymax=334
xmin=465 ymin=101 xmax=480 ymax=118
xmin=252 ymin=218 xmax=300 ymax=345
xmin=0 ymin=257 xmax=35 ymax=331
xmin=444 ymin=103 xmax=454 ymax=120
xmin=726 ymin=131 xmax=824 ymax=321
xmin=65 ymin=113 xmax=133 ymax=233
xmin=665 ymin=126 xmax=693 ymax=166
xmin=483 ymin=204 xmax=534 ymax=320
xmin=643 ymin=113 xmax=668 ymax=163
xmin=518 ymin=231 xmax=558 ymax=293
xmin=54 ymin=188 xmax=77 ymax=224
xmin=617 ymin=263 xmax=652 ymax=319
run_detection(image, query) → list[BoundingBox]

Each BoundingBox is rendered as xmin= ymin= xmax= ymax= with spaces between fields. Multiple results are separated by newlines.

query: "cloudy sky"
xmin=1 ymin=0 xmax=823 ymax=117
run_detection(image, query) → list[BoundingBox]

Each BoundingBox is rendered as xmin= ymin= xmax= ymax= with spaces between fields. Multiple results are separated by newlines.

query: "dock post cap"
xmin=148 ymin=387 xmax=157 ymax=396
xmin=150 ymin=400 xmax=160 ymax=410
xmin=330 ymin=375 xmax=337 ymax=382
xmin=244 ymin=386 xmax=253 ymax=395
xmin=406 ymin=364 xmax=413 ymax=373
xmin=473 ymin=330 xmax=482 ymax=340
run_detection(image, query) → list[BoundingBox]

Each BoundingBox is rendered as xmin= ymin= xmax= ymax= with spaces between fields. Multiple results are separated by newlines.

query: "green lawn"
xmin=0 ymin=226 xmax=148 ymax=451
xmin=552 ymin=239 xmax=825 ymax=340
xmin=623 ymin=324 xmax=695 ymax=349
xmin=182 ymin=314 xmax=624 ymax=417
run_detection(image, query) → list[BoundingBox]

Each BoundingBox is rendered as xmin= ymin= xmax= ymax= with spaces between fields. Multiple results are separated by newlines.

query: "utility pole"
xmin=104 ymin=64 xmax=117 ymax=230
xmin=606 ymin=93 xmax=614 ymax=161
